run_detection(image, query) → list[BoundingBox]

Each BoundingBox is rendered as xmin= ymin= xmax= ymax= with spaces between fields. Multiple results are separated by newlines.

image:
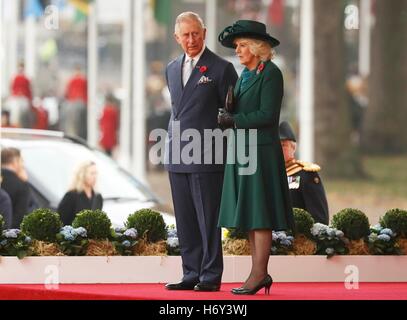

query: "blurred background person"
xmin=57 ymin=161 xmax=103 ymax=226
xmin=99 ymin=93 xmax=119 ymax=156
xmin=279 ymin=121 xmax=329 ymax=225
xmin=1 ymin=148 xmax=31 ymax=228
xmin=60 ymin=64 xmax=88 ymax=139
xmin=0 ymin=176 xmax=13 ymax=229
xmin=7 ymin=62 xmax=34 ymax=128
xmin=1 ymin=111 xmax=16 ymax=128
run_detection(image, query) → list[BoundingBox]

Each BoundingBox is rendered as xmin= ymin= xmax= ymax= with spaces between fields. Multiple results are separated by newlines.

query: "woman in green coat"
xmin=218 ymin=20 xmax=295 ymax=295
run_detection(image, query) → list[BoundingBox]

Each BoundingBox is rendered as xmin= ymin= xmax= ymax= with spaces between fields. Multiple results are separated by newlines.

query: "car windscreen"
xmin=19 ymin=140 xmax=155 ymax=206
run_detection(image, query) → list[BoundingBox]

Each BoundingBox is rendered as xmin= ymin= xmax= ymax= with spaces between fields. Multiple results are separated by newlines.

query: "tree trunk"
xmin=313 ymin=0 xmax=364 ymax=177
xmin=362 ymin=0 xmax=407 ymax=154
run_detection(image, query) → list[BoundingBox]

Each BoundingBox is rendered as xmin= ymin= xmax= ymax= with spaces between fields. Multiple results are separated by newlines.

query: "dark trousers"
xmin=168 ymin=171 xmax=224 ymax=284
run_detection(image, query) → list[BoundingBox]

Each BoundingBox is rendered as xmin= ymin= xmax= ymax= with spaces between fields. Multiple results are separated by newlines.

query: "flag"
xmin=151 ymin=0 xmax=171 ymax=26
xmin=268 ymin=0 xmax=284 ymax=27
xmin=69 ymin=0 xmax=92 ymax=16
xmin=25 ymin=0 xmax=44 ymax=18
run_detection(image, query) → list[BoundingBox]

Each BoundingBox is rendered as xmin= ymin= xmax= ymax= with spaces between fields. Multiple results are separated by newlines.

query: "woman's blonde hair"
xmin=235 ymin=38 xmax=275 ymax=61
xmin=69 ymin=161 xmax=97 ymax=192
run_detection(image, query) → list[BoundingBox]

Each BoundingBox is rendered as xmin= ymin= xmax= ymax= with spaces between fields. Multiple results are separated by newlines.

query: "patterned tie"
xmin=183 ymin=58 xmax=194 ymax=87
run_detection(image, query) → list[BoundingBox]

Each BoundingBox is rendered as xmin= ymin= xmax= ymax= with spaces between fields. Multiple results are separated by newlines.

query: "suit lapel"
xmin=177 ymin=48 xmax=212 ymax=116
xmin=172 ymin=55 xmax=184 ymax=114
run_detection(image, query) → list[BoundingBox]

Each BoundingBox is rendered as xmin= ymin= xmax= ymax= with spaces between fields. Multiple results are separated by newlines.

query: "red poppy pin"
xmin=256 ymin=62 xmax=265 ymax=75
xmin=199 ymin=65 xmax=208 ymax=73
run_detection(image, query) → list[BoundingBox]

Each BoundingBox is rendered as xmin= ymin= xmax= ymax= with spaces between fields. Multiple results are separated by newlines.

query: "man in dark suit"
xmin=1 ymin=147 xmax=30 ymax=228
xmin=279 ymin=121 xmax=329 ymax=224
xmin=164 ymin=12 xmax=238 ymax=292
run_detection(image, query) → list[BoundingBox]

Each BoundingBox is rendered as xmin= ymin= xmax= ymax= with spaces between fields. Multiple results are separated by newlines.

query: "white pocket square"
xmin=197 ymin=76 xmax=213 ymax=85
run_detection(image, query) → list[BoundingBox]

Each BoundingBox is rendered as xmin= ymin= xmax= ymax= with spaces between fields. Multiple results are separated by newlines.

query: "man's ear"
xmin=174 ymin=33 xmax=181 ymax=45
xmin=202 ymin=28 xmax=207 ymax=41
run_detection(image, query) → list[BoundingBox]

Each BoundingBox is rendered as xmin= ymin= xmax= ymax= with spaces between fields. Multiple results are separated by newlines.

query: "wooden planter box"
xmin=1 ymin=256 xmax=406 ymax=284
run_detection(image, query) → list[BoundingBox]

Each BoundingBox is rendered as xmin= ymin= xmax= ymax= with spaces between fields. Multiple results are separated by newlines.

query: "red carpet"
xmin=1 ymin=283 xmax=407 ymax=300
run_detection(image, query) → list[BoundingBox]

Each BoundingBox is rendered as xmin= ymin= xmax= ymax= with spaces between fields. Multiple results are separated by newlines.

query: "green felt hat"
xmin=218 ymin=20 xmax=280 ymax=49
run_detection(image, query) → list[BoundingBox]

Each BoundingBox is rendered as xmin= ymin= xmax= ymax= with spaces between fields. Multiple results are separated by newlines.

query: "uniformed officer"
xmin=279 ymin=121 xmax=329 ymax=225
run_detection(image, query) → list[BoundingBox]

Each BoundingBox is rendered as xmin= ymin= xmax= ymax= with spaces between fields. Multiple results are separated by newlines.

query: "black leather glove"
xmin=218 ymin=112 xmax=235 ymax=129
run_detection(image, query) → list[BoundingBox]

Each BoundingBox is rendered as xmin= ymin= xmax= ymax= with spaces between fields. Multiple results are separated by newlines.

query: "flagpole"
xmin=87 ymin=0 xmax=98 ymax=147
xmin=25 ymin=16 xmax=37 ymax=79
xmin=118 ymin=0 xmax=132 ymax=171
xmin=299 ymin=0 xmax=314 ymax=162
xmin=2 ymin=0 xmax=19 ymax=97
xmin=359 ymin=0 xmax=371 ymax=77
xmin=132 ymin=0 xmax=147 ymax=182
xmin=205 ymin=0 xmax=217 ymax=53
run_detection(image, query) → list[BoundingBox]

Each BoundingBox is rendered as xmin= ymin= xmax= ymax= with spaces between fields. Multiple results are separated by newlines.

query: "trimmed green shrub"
xmin=380 ymin=209 xmax=407 ymax=238
xmin=20 ymin=208 xmax=62 ymax=242
xmin=293 ymin=208 xmax=314 ymax=237
xmin=126 ymin=209 xmax=167 ymax=242
xmin=331 ymin=208 xmax=370 ymax=240
xmin=72 ymin=209 xmax=112 ymax=239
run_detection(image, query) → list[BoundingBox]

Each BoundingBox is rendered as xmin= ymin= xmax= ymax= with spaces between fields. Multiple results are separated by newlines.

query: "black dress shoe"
xmin=165 ymin=281 xmax=197 ymax=290
xmin=194 ymin=282 xmax=221 ymax=292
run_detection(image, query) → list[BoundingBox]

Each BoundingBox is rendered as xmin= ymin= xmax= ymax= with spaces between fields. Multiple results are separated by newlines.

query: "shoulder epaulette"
xmin=296 ymin=160 xmax=321 ymax=172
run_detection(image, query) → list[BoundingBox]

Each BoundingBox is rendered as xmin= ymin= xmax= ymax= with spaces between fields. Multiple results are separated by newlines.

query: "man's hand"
xmin=218 ymin=112 xmax=235 ymax=129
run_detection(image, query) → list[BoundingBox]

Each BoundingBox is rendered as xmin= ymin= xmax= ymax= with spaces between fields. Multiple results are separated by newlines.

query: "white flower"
xmin=167 ymin=237 xmax=179 ymax=248
xmin=325 ymin=248 xmax=335 ymax=255
xmin=371 ymin=224 xmax=383 ymax=232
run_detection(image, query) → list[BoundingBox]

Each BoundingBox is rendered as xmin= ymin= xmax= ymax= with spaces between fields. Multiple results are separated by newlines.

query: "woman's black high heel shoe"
xmin=231 ymin=275 xmax=273 ymax=295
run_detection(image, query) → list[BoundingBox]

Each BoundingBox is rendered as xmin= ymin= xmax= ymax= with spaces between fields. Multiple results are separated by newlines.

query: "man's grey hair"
xmin=174 ymin=12 xmax=205 ymax=34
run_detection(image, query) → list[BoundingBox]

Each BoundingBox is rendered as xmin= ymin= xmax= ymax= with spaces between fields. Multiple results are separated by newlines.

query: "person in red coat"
xmin=11 ymin=62 xmax=32 ymax=101
xmin=99 ymin=94 xmax=119 ymax=156
xmin=65 ymin=65 xmax=88 ymax=104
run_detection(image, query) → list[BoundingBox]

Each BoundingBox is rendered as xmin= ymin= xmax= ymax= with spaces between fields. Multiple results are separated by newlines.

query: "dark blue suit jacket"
xmin=165 ymin=48 xmax=238 ymax=173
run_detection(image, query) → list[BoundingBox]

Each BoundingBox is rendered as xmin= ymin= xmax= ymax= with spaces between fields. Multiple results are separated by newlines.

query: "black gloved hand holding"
xmin=218 ymin=112 xmax=235 ymax=129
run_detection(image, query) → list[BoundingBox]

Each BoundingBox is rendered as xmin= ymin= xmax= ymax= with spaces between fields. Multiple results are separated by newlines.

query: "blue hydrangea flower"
xmin=286 ymin=236 xmax=295 ymax=241
xmin=122 ymin=240 xmax=131 ymax=247
xmin=25 ymin=236 xmax=32 ymax=243
xmin=280 ymin=239 xmax=292 ymax=247
xmin=0 ymin=239 xmax=7 ymax=246
xmin=4 ymin=229 xmax=20 ymax=239
xmin=325 ymin=248 xmax=335 ymax=255
xmin=61 ymin=226 xmax=74 ymax=232
xmin=380 ymin=228 xmax=393 ymax=237
xmin=75 ymin=227 xmax=87 ymax=238
xmin=124 ymin=228 xmax=138 ymax=239
xmin=377 ymin=234 xmax=391 ymax=242
xmin=335 ymin=230 xmax=344 ymax=238
xmin=311 ymin=223 xmax=329 ymax=236
xmin=64 ymin=234 xmax=75 ymax=241
xmin=167 ymin=237 xmax=179 ymax=248
xmin=167 ymin=228 xmax=178 ymax=238
xmin=115 ymin=227 xmax=125 ymax=233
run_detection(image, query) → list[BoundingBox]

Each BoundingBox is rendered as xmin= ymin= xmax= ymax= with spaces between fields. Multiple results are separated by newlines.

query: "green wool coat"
xmin=218 ymin=60 xmax=295 ymax=232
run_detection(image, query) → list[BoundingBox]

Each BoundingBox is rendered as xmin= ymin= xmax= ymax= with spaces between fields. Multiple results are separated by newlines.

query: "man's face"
xmin=281 ymin=140 xmax=296 ymax=162
xmin=174 ymin=19 xmax=206 ymax=58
